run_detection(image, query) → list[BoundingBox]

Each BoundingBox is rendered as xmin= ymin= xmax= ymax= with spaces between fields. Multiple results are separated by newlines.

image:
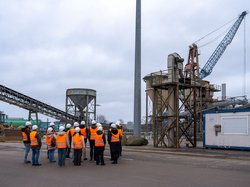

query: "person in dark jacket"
xmin=21 ymin=121 xmax=31 ymax=164
xmin=88 ymin=120 xmax=97 ymax=161
xmin=94 ymin=126 xmax=106 ymax=165
xmin=30 ymin=125 xmax=42 ymax=166
xmin=65 ymin=123 xmax=72 ymax=158
xmin=80 ymin=121 xmax=89 ymax=161
xmin=108 ymin=124 xmax=121 ymax=164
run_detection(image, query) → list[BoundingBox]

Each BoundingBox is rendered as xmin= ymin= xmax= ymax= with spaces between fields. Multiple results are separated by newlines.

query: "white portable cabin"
xmin=203 ymin=109 xmax=250 ymax=150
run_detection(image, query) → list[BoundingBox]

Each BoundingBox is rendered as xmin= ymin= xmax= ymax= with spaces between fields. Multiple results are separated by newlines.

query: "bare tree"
xmin=97 ymin=114 xmax=107 ymax=123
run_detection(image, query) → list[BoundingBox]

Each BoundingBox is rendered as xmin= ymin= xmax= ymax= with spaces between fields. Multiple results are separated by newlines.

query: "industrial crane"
xmin=200 ymin=11 xmax=248 ymax=79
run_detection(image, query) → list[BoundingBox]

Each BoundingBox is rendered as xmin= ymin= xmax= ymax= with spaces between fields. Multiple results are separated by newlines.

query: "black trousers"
xmin=66 ymin=140 xmax=72 ymax=158
xmin=73 ymin=149 xmax=82 ymax=165
xmin=95 ymin=146 xmax=105 ymax=164
xmin=89 ymin=140 xmax=96 ymax=160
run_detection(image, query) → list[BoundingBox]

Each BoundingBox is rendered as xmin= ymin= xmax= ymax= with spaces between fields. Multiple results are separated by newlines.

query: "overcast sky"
xmin=0 ymin=0 xmax=249 ymax=123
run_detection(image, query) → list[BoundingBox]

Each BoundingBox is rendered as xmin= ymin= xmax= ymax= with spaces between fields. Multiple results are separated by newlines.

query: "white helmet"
xmin=116 ymin=121 xmax=121 ymax=126
xmin=25 ymin=121 xmax=31 ymax=127
xmin=32 ymin=125 xmax=38 ymax=131
xmin=49 ymin=122 xmax=55 ymax=127
xmin=96 ymin=123 xmax=102 ymax=128
xmin=91 ymin=120 xmax=96 ymax=125
xmin=75 ymin=127 xmax=80 ymax=133
xmin=98 ymin=126 xmax=103 ymax=131
xmin=59 ymin=126 xmax=65 ymax=132
xmin=111 ymin=123 xmax=117 ymax=129
xmin=80 ymin=121 xmax=85 ymax=125
xmin=73 ymin=122 xmax=79 ymax=127
xmin=47 ymin=127 xmax=53 ymax=133
xmin=66 ymin=123 xmax=71 ymax=128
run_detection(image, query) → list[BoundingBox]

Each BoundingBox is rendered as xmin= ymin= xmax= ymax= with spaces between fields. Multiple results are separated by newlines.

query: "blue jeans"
xmin=23 ymin=143 xmax=30 ymax=163
xmin=32 ymin=147 xmax=40 ymax=165
xmin=48 ymin=149 xmax=55 ymax=162
xmin=58 ymin=148 xmax=66 ymax=167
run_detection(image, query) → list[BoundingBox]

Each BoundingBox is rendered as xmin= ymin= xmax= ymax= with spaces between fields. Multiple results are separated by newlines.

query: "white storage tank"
xmin=203 ymin=108 xmax=250 ymax=150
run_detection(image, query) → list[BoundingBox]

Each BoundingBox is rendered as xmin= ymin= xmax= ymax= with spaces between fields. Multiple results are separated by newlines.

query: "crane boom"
xmin=200 ymin=11 xmax=248 ymax=79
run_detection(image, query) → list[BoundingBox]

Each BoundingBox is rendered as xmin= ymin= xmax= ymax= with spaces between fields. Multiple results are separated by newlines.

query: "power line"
xmin=194 ymin=17 xmax=237 ymax=44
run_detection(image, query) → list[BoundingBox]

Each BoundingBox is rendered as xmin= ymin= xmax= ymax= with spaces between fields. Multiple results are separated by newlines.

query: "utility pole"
xmin=133 ymin=0 xmax=141 ymax=137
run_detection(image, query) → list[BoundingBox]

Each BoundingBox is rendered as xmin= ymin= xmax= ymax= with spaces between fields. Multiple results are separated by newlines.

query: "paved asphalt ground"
xmin=0 ymin=142 xmax=250 ymax=187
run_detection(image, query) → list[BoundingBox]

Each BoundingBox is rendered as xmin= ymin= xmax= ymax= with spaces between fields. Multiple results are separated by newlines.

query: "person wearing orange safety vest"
xmin=116 ymin=121 xmax=123 ymax=156
xmin=46 ymin=122 xmax=56 ymax=159
xmin=94 ymin=126 xmax=106 ymax=165
xmin=30 ymin=125 xmax=42 ymax=166
xmin=72 ymin=127 xmax=84 ymax=166
xmin=45 ymin=127 xmax=56 ymax=163
xmin=80 ymin=121 xmax=88 ymax=161
xmin=108 ymin=123 xmax=121 ymax=164
xmin=65 ymin=123 xmax=72 ymax=158
xmin=21 ymin=121 xmax=31 ymax=164
xmin=56 ymin=126 xmax=69 ymax=167
xmin=88 ymin=120 xmax=98 ymax=161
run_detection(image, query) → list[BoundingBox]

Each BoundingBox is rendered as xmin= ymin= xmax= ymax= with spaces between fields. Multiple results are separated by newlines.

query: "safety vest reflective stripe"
xmin=111 ymin=133 xmax=120 ymax=142
xmin=90 ymin=128 xmax=97 ymax=140
xmin=22 ymin=132 xmax=28 ymax=141
xmin=56 ymin=134 xmax=67 ymax=148
xmin=73 ymin=134 xmax=83 ymax=149
xmin=30 ymin=131 xmax=39 ymax=146
xmin=95 ymin=134 xmax=104 ymax=146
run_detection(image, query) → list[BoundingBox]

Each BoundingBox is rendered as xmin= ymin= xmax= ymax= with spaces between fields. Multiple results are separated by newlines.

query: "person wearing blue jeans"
xmin=30 ymin=125 xmax=42 ymax=166
xmin=45 ymin=127 xmax=56 ymax=163
xmin=56 ymin=126 xmax=69 ymax=167
xmin=22 ymin=121 xmax=31 ymax=164
xmin=58 ymin=148 xmax=66 ymax=166
xmin=32 ymin=147 xmax=40 ymax=165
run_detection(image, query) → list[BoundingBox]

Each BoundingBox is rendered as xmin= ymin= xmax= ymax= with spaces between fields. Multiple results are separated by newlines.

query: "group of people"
xmin=21 ymin=120 xmax=123 ymax=167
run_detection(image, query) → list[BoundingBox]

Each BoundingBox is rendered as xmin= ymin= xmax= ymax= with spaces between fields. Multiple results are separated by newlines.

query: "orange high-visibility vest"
xmin=46 ymin=135 xmax=54 ymax=149
xmin=118 ymin=129 xmax=123 ymax=137
xmin=111 ymin=133 xmax=120 ymax=142
xmin=95 ymin=134 xmax=104 ymax=147
xmin=30 ymin=131 xmax=39 ymax=146
xmin=90 ymin=127 xmax=97 ymax=140
xmin=73 ymin=134 xmax=83 ymax=149
xmin=56 ymin=134 xmax=67 ymax=148
xmin=80 ymin=127 xmax=87 ymax=139
xmin=70 ymin=128 xmax=75 ymax=136
xmin=22 ymin=132 xmax=28 ymax=142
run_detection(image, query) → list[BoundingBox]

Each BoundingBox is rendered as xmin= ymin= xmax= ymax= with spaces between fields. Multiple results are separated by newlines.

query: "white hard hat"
xmin=49 ymin=122 xmax=55 ymax=127
xmin=73 ymin=122 xmax=79 ymax=127
xmin=32 ymin=125 xmax=38 ymax=131
xmin=96 ymin=123 xmax=102 ymax=127
xmin=47 ymin=127 xmax=53 ymax=133
xmin=98 ymin=126 xmax=103 ymax=131
xmin=59 ymin=126 xmax=65 ymax=132
xmin=25 ymin=121 xmax=31 ymax=126
xmin=116 ymin=121 xmax=121 ymax=126
xmin=91 ymin=120 xmax=96 ymax=125
xmin=66 ymin=123 xmax=71 ymax=128
xmin=75 ymin=127 xmax=80 ymax=133
xmin=111 ymin=123 xmax=117 ymax=128
xmin=80 ymin=121 xmax=85 ymax=125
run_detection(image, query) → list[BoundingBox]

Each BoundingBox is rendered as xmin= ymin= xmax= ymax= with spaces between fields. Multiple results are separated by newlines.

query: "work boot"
xmin=25 ymin=161 xmax=31 ymax=164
